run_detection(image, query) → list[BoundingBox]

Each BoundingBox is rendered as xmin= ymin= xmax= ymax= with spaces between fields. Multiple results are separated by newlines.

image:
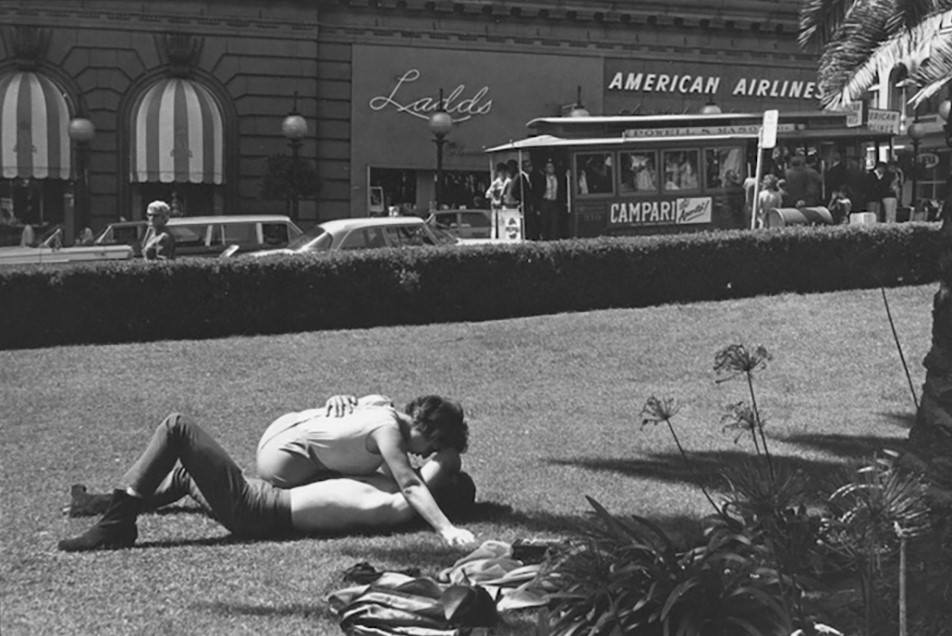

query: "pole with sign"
xmin=750 ymin=109 xmax=778 ymax=230
xmin=750 ymin=109 xmax=780 ymax=230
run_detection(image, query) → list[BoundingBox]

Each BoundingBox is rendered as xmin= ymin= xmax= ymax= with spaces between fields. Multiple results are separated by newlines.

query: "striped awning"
xmin=131 ymin=78 xmax=224 ymax=184
xmin=0 ymin=71 xmax=71 ymax=180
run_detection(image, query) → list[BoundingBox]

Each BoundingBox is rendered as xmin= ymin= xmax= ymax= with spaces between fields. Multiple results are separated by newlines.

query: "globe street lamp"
xmin=907 ymin=115 xmax=926 ymax=217
xmin=281 ymin=91 xmax=308 ymax=220
xmin=700 ymin=96 xmax=722 ymax=115
xmin=428 ymin=88 xmax=453 ymax=210
xmin=68 ymin=116 xmax=95 ymax=243
xmin=940 ymin=89 xmax=952 ymax=148
xmin=568 ymin=85 xmax=590 ymax=118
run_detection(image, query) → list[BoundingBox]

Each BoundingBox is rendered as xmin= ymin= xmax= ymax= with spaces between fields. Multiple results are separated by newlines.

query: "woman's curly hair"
xmin=404 ymin=395 xmax=468 ymax=453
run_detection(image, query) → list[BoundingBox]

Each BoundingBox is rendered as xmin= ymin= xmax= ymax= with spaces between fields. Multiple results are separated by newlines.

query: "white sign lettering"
xmin=867 ymin=108 xmax=901 ymax=134
xmin=609 ymin=197 xmax=712 ymax=226
xmin=368 ymin=69 xmax=493 ymax=123
xmin=841 ymin=101 xmax=863 ymax=128
xmin=607 ymin=72 xmax=817 ymax=100
xmin=761 ymin=109 xmax=779 ymax=149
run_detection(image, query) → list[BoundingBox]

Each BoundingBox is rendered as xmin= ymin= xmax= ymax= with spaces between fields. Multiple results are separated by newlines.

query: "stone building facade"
xmin=0 ymin=0 xmax=816 ymax=236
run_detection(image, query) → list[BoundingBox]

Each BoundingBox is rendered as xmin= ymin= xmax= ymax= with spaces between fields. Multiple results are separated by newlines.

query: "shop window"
xmin=576 ymin=152 xmax=614 ymax=195
xmin=918 ymin=150 xmax=950 ymax=213
xmin=369 ymin=168 xmax=490 ymax=214
xmin=704 ymin=147 xmax=746 ymax=189
xmin=662 ymin=150 xmax=700 ymax=192
xmin=619 ymin=152 xmax=659 ymax=194
xmin=442 ymin=171 xmax=491 ymax=209
xmin=0 ymin=178 xmax=66 ymax=232
xmin=135 ymin=184 xmax=216 ymax=217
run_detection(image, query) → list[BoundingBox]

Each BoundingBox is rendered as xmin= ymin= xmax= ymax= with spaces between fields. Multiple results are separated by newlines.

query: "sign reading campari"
xmin=609 ymin=197 xmax=713 ymax=227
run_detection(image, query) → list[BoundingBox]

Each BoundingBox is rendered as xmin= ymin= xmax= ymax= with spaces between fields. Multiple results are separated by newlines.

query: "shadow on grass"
xmin=547 ymin=443 xmax=910 ymax=495
xmin=875 ymin=410 xmax=917 ymax=429
xmin=781 ymin=432 xmax=909 ymax=460
xmin=190 ymin=599 xmax=334 ymax=621
xmin=130 ymin=498 xmax=708 ymax=554
xmin=152 ymin=504 xmax=206 ymax=516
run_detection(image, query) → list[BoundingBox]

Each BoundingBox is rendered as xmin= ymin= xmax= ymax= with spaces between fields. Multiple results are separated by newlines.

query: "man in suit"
xmin=504 ymin=159 xmax=535 ymax=239
xmin=538 ymin=158 xmax=565 ymax=240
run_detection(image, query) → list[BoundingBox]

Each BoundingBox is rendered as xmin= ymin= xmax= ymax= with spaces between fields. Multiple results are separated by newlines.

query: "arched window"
xmin=887 ymin=64 xmax=909 ymax=115
xmin=0 ymin=70 xmax=72 ymax=231
xmin=0 ymin=70 xmax=71 ymax=179
xmin=128 ymin=77 xmax=224 ymax=216
xmin=130 ymin=78 xmax=223 ymax=184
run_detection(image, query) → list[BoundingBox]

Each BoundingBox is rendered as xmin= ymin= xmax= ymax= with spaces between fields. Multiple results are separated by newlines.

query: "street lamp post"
xmin=68 ymin=116 xmax=95 ymax=244
xmin=907 ymin=115 xmax=926 ymax=219
xmin=281 ymin=91 xmax=308 ymax=220
xmin=428 ymin=88 xmax=453 ymax=210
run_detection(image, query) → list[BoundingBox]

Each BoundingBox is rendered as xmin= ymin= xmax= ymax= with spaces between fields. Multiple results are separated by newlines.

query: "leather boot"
xmin=63 ymin=484 xmax=113 ymax=517
xmin=58 ymin=489 xmax=141 ymax=552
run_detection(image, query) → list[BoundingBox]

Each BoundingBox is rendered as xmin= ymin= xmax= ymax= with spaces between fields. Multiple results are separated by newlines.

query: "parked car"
xmin=247 ymin=216 xmax=443 ymax=257
xmin=0 ymin=227 xmax=134 ymax=266
xmin=425 ymin=209 xmax=493 ymax=240
xmin=94 ymin=221 xmax=149 ymax=256
xmin=95 ymin=214 xmax=304 ymax=257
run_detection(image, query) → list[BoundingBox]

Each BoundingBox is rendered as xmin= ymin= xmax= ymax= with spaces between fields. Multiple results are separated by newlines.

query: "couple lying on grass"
xmin=59 ymin=394 xmax=477 ymax=552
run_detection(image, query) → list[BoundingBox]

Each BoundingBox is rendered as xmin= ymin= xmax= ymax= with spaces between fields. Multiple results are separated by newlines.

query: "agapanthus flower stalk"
xmin=714 ymin=344 xmax=775 ymax=481
xmin=641 ymin=396 xmax=725 ymax=519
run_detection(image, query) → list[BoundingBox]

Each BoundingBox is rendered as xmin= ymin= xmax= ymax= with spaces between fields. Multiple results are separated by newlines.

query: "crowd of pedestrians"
xmin=485 ymin=157 xmax=567 ymax=240
xmin=752 ymin=147 xmax=923 ymax=227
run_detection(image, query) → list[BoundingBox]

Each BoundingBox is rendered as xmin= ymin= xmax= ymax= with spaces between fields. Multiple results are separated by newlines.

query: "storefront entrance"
xmin=368 ymin=167 xmax=490 ymax=215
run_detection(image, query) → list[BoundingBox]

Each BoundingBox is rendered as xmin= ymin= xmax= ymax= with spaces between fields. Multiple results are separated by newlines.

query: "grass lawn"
xmin=0 ymin=283 xmax=936 ymax=634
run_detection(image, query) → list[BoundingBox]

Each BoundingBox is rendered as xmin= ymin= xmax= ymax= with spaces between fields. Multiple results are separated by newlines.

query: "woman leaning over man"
xmin=58 ymin=395 xmax=476 ymax=551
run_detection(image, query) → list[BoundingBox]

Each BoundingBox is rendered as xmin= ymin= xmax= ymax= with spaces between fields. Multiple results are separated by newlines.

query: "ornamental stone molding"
xmin=156 ymin=32 xmax=204 ymax=78
xmin=2 ymin=25 xmax=52 ymax=70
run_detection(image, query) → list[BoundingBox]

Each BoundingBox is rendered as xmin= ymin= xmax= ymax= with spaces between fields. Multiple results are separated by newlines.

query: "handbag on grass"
xmin=330 ymin=574 xmax=497 ymax=636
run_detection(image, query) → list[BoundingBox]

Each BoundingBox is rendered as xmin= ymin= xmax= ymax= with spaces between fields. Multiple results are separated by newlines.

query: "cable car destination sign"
xmin=621 ymin=123 xmax=800 ymax=138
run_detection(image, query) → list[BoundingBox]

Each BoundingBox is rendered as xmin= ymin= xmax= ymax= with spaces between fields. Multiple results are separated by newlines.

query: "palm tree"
xmin=799 ymin=0 xmax=952 ymax=109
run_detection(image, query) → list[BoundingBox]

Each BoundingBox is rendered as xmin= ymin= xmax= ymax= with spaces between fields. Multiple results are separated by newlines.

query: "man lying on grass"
xmin=59 ymin=395 xmax=477 ymax=551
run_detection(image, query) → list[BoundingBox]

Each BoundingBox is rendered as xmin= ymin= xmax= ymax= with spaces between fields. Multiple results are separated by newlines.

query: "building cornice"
xmin=0 ymin=2 xmax=318 ymax=35
xmin=315 ymin=23 xmax=818 ymax=66
xmin=315 ymin=0 xmax=801 ymax=32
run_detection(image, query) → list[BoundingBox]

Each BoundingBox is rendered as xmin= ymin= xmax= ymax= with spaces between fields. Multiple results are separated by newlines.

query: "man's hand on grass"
xmin=440 ymin=526 xmax=476 ymax=548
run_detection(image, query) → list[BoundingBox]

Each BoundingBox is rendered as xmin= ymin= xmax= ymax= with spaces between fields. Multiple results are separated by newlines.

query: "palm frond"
xmin=818 ymin=7 xmax=952 ymax=108
xmin=799 ymin=0 xmax=861 ymax=48
xmin=909 ymin=24 xmax=952 ymax=104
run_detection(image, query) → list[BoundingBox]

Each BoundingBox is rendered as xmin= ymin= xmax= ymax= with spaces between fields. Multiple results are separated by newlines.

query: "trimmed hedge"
xmin=1 ymin=223 xmax=947 ymax=350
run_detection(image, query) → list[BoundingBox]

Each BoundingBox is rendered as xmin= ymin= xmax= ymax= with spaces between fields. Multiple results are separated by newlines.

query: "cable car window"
xmin=662 ymin=150 xmax=700 ymax=192
xmin=575 ymin=152 xmax=614 ymax=195
xmin=619 ymin=152 xmax=659 ymax=194
xmin=705 ymin=147 xmax=746 ymax=190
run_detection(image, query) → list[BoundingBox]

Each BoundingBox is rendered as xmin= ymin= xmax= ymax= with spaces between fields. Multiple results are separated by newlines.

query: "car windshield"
xmin=287 ymin=224 xmax=332 ymax=251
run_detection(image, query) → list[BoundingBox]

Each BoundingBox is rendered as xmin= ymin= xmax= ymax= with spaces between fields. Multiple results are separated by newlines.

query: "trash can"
xmin=766 ymin=206 xmax=834 ymax=228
